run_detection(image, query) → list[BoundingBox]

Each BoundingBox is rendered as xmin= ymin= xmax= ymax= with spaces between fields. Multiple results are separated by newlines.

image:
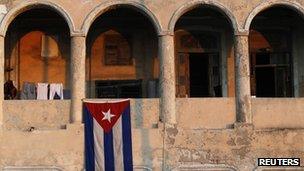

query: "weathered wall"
xmin=1 ymin=122 xmax=304 ymax=171
xmin=176 ymin=98 xmax=235 ymax=129
xmin=3 ymin=100 xmax=70 ymax=130
xmin=252 ymin=98 xmax=304 ymax=129
xmin=3 ymin=99 xmax=160 ymax=131
xmin=3 ymin=99 xmax=236 ymax=131
xmin=1 ymin=99 xmax=163 ymax=171
xmin=5 ymin=98 xmax=304 ymax=131
xmin=0 ymin=124 xmax=164 ymax=171
xmin=166 ymin=127 xmax=304 ymax=171
xmin=1 ymin=99 xmax=304 ymax=170
xmin=0 ymin=124 xmax=84 ymax=171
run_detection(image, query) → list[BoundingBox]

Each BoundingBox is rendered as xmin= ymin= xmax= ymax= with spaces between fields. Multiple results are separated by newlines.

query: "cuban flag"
xmin=84 ymin=99 xmax=133 ymax=171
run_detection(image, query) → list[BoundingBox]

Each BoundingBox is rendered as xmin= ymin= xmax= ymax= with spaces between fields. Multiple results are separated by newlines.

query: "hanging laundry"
xmin=5 ymin=80 xmax=17 ymax=100
xmin=49 ymin=83 xmax=64 ymax=100
xmin=20 ymin=82 xmax=36 ymax=100
xmin=37 ymin=83 xmax=49 ymax=100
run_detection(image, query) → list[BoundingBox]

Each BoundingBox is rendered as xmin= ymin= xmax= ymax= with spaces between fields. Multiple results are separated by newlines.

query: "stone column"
xmin=0 ymin=36 xmax=4 ymax=128
xmin=158 ymin=32 xmax=176 ymax=124
xmin=234 ymin=33 xmax=252 ymax=123
xmin=70 ymin=35 xmax=86 ymax=123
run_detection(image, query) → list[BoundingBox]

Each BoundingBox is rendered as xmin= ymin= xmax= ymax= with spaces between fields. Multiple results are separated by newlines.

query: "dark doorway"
xmin=256 ymin=67 xmax=275 ymax=97
xmin=189 ymin=53 xmax=210 ymax=97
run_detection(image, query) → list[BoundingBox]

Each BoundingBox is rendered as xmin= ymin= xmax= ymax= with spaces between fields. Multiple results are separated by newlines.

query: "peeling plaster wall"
xmin=1 ymin=99 xmax=304 ymax=170
xmin=166 ymin=127 xmax=304 ymax=171
xmin=1 ymin=123 xmax=304 ymax=171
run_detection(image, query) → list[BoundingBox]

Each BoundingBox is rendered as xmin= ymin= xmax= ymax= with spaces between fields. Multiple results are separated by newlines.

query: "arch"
xmin=168 ymin=0 xmax=238 ymax=33
xmin=244 ymin=0 xmax=304 ymax=31
xmin=0 ymin=0 xmax=75 ymax=36
xmin=82 ymin=0 xmax=162 ymax=36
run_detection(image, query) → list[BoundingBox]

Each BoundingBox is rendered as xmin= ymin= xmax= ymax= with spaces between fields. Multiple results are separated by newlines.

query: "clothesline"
xmin=21 ymin=82 xmax=64 ymax=100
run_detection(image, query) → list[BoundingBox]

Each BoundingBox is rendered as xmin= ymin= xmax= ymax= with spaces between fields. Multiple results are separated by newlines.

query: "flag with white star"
xmin=84 ymin=99 xmax=133 ymax=171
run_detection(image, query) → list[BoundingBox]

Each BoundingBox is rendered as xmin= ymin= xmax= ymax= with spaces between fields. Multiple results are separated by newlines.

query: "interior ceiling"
xmin=175 ymin=7 xmax=232 ymax=30
xmin=253 ymin=6 xmax=303 ymax=21
xmin=88 ymin=7 xmax=156 ymax=34
xmin=7 ymin=8 xmax=69 ymax=31
xmin=14 ymin=8 xmax=65 ymax=20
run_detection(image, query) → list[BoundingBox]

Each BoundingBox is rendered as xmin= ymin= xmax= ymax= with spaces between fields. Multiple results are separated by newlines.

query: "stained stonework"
xmin=234 ymin=35 xmax=252 ymax=123
xmin=70 ymin=36 xmax=86 ymax=123
xmin=159 ymin=34 xmax=176 ymax=124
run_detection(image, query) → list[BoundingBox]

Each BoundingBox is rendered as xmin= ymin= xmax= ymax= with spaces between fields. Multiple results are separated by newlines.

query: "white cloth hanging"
xmin=49 ymin=83 xmax=64 ymax=100
xmin=37 ymin=83 xmax=48 ymax=100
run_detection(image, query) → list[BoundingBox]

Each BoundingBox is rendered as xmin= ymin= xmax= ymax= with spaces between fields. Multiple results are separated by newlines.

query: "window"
xmin=104 ymin=33 xmax=132 ymax=66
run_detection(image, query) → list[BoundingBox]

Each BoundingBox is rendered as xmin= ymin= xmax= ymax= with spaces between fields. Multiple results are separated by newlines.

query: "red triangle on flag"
xmin=84 ymin=100 xmax=130 ymax=133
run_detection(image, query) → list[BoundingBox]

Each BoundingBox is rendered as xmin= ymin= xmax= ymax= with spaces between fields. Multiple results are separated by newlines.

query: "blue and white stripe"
xmin=85 ymin=106 xmax=133 ymax=171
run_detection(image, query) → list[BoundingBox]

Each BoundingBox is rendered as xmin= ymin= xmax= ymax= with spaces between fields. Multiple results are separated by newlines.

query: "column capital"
xmin=70 ymin=31 xmax=86 ymax=38
xmin=234 ymin=30 xmax=249 ymax=36
xmin=158 ymin=30 xmax=174 ymax=37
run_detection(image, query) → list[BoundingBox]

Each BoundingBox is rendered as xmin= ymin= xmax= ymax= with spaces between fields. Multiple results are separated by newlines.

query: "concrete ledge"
xmin=254 ymin=166 xmax=304 ymax=171
xmin=2 ymin=166 xmax=63 ymax=171
xmin=171 ymin=164 xmax=237 ymax=171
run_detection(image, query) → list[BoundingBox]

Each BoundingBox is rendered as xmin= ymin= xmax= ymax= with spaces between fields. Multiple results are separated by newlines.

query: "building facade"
xmin=0 ymin=0 xmax=304 ymax=170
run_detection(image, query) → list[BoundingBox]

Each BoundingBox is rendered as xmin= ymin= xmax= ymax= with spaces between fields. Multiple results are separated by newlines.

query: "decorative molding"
xmin=158 ymin=30 xmax=174 ymax=36
xmin=0 ymin=0 xmax=75 ymax=36
xmin=234 ymin=30 xmax=249 ymax=36
xmin=168 ymin=0 xmax=239 ymax=34
xmin=70 ymin=31 xmax=86 ymax=37
xmin=244 ymin=0 xmax=304 ymax=31
xmin=81 ymin=0 xmax=162 ymax=36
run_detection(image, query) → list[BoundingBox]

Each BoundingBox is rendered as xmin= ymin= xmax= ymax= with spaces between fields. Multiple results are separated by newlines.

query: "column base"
xmin=233 ymin=122 xmax=254 ymax=130
xmin=66 ymin=123 xmax=84 ymax=130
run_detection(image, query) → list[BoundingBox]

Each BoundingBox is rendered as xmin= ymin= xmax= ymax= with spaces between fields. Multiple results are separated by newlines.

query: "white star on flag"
xmin=102 ymin=109 xmax=115 ymax=122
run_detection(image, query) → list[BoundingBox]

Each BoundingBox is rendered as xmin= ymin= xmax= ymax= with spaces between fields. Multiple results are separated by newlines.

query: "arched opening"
xmin=249 ymin=6 xmax=304 ymax=97
xmin=174 ymin=6 xmax=234 ymax=98
xmin=4 ymin=8 xmax=71 ymax=100
xmin=86 ymin=6 xmax=158 ymax=98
